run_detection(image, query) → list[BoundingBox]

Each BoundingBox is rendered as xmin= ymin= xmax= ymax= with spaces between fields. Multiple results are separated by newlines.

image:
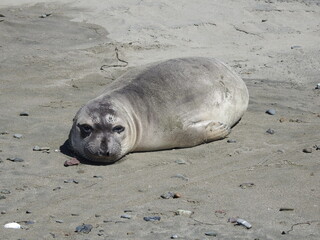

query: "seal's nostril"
xmin=106 ymin=151 xmax=110 ymax=156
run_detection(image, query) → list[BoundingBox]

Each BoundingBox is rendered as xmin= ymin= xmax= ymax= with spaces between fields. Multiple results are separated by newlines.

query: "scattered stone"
xmin=75 ymin=224 xmax=93 ymax=233
xmin=266 ymin=109 xmax=276 ymax=115
xmin=171 ymin=174 xmax=189 ymax=181
xmin=175 ymin=159 xmax=187 ymax=164
xmin=33 ymin=146 xmax=50 ymax=151
xmin=171 ymin=234 xmax=179 ymax=239
xmin=56 ymin=220 xmax=64 ymax=223
xmin=239 ymin=183 xmax=255 ymax=189
xmin=228 ymin=217 xmax=237 ymax=223
xmin=64 ymin=179 xmax=79 ymax=184
xmin=22 ymin=220 xmax=35 ymax=225
xmin=143 ymin=216 xmax=161 ymax=221
xmin=291 ymin=45 xmax=302 ymax=49
xmin=261 ymin=19 xmax=267 ymax=22
xmin=227 ymin=139 xmax=237 ymax=143
xmin=0 ymin=189 xmax=10 ymax=194
xmin=93 ymin=175 xmax=103 ymax=179
xmin=53 ymin=187 xmax=61 ymax=191
xmin=26 ymin=210 xmax=32 ymax=214
xmin=64 ymin=158 xmax=80 ymax=167
xmin=73 ymin=180 xmax=79 ymax=184
xmin=236 ymin=218 xmax=252 ymax=229
xmin=95 ymin=214 xmax=101 ymax=218
xmin=205 ymin=231 xmax=217 ymax=236
xmin=315 ymin=83 xmax=320 ymax=89
xmin=175 ymin=209 xmax=193 ymax=217
xmin=121 ymin=214 xmax=132 ymax=219
xmin=314 ymin=145 xmax=320 ymax=150
xmin=266 ymin=128 xmax=275 ymax=134
xmin=6 ymin=157 xmax=24 ymax=162
xmin=124 ymin=210 xmax=133 ymax=213
xmin=173 ymin=193 xmax=182 ymax=198
xmin=303 ymin=148 xmax=312 ymax=153
xmin=13 ymin=134 xmax=23 ymax=139
xmin=1 ymin=211 xmax=7 ymax=214
xmin=279 ymin=208 xmax=294 ymax=211
xmin=19 ymin=112 xmax=29 ymax=116
xmin=39 ymin=13 xmax=52 ymax=18
xmin=161 ymin=192 xmax=174 ymax=199
xmin=71 ymin=213 xmax=80 ymax=216
xmin=279 ymin=117 xmax=286 ymax=122
xmin=0 ymin=131 xmax=9 ymax=135
xmin=289 ymin=119 xmax=302 ymax=123
xmin=0 ymin=195 xmax=6 ymax=200
xmin=4 ymin=222 xmax=21 ymax=229
xmin=0 ymin=14 xmax=5 ymax=17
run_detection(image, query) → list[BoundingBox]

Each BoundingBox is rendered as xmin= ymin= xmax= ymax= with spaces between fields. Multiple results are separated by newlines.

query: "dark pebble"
xmin=0 ymin=189 xmax=11 ymax=194
xmin=95 ymin=214 xmax=101 ymax=218
xmin=0 ymin=131 xmax=9 ymax=135
xmin=56 ymin=219 xmax=64 ymax=223
xmin=173 ymin=193 xmax=182 ymax=198
xmin=171 ymin=234 xmax=179 ymax=239
xmin=1 ymin=211 xmax=7 ymax=214
xmin=121 ymin=214 xmax=132 ymax=219
xmin=303 ymin=148 xmax=312 ymax=153
xmin=266 ymin=128 xmax=275 ymax=134
xmin=205 ymin=231 xmax=217 ymax=236
xmin=291 ymin=45 xmax=302 ymax=49
xmin=279 ymin=208 xmax=294 ymax=211
xmin=25 ymin=220 xmax=35 ymax=225
xmin=93 ymin=175 xmax=103 ymax=179
xmin=0 ymin=14 xmax=5 ymax=17
xmin=239 ymin=183 xmax=255 ymax=189
xmin=227 ymin=139 xmax=237 ymax=143
xmin=53 ymin=187 xmax=61 ymax=191
xmin=6 ymin=157 xmax=24 ymax=162
xmin=26 ymin=210 xmax=32 ymax=214
xmin=266 ymin=109 xmax=276 ymax=115
xmin=19 ymin=112 xmax=29 ymax=116
xmin=0 ymin=195 xmax=6 ymax=200
xmin=143 ymin=216 xmax=161 ymax=221
xmin=75 ymin=224 xmax=93 ymax=233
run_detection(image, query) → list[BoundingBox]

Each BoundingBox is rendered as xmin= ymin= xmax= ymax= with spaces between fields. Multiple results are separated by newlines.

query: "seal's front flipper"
xmin=204 ymin=121 xmax=231 ymax=142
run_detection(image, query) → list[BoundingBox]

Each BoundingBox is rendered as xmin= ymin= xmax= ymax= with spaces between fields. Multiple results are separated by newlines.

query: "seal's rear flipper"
xmin=204 ymin=121 xmax=231 ymax=142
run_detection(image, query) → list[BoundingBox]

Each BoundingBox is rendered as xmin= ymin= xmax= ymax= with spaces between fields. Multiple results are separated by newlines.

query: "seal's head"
xmin=69 ymin=98 xmax=133 ymax=164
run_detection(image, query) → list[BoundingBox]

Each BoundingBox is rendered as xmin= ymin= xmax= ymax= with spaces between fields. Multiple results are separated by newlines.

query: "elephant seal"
xmin=69 ymin=57 xmax=249 ymax=163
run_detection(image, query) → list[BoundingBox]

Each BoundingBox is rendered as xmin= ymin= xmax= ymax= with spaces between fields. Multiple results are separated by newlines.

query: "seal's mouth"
xmin=82 ymin=152 xmax=121 ymax=164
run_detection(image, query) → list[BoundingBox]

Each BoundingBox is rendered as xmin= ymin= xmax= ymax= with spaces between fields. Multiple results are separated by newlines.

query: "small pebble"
xmin=173 ymin=193 xmax=182 ymax=198
xmin=71 ymin=213 xmax=80 ymax=216
xmin=205 ymin=231 xmax=217 ymax=237
xmin=171 ymin=174 xmax=189 ymax=181
xmin=33 ymin=146 xmax=50 ymax=151
xmin=175 ymin=159 xmax=187 ymax=164
xmin=93 ymin=175 xmax=103 ymax=179
xmin=0 ymin=131 xmax=9 ymax=135
xmin=95 ymin=214 xmax=101 ymax=218
xmin=236 ymin=218 xmax=252 ymax=229
xmin=266 ymin=109 xmax=276 ymax=115
xmin=64 ymin=158 xmax=80 ymax=167
xmin=1 ymin=211 xmax=7 ymax=214
xmin=39 ymin=13 xmax=52 ymax=18
xmin=26 ymin=210 xmax=32 ymax=214
xmin=291 ymin=45 xmax=302 ymax=49
xmin=315 ymin=83 xmax=320 ymax=89
xmin=13 ymin=134 xmax=23 ymax=139
xmin=121 ymin=214 xmax=132 ymax=219
xmin=175 ymin=209 xmax=193 ymax=216
xmin=239 ymin=183 xmax=255 ymax=189
xmin=266 ymin=128 xmax=275 ymax=134
xmin=171 ymin=234 xmax=179 ymax=239
xmin=56 ymin=220 xmax=64 ymax=223
xmin=53 ymin=187 xmax=61 ymax=191
xmin=24 ymin=220 xmax=35 ymax=225
xmin=143 ymin=216 xmax=161 ymax=221
xmin=19 ymin=112 xmax=29 ymax=116
xmin=6 ymin=157 xmax=24 ymax=162
xmin=303 ymin=148 xmax=312 ymax=153
xmin=75 ymin=224 xmax=93 ymax=233
xmin=0 ymin=189 xmax=11 ymax=194
xmin=4 ymin=222 xmax=21 ymax=229
xmin=0 ymin=195 xmax=6 ymax=200
xmin=161 ymin=192 xmax=174 ymax=199
xmin=227 ymin=139 xmax=237 ymax=143
xmin=279 ymin=208 xmax=294 ymax=211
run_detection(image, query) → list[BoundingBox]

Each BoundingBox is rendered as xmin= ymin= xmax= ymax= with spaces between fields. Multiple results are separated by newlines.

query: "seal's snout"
xmin=97 ymin=149 xmax=110 ymax=157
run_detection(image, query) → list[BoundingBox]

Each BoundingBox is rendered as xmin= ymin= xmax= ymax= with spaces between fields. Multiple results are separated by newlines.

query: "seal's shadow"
xmin=59 ymin=140 xmax=118 ymax=166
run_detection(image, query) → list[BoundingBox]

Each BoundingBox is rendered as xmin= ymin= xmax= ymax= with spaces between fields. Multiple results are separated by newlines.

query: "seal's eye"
xmin=112 ymin=125 xmax=125 ymax=134
xmin=78 ymin=124 xmax=93 ymax=136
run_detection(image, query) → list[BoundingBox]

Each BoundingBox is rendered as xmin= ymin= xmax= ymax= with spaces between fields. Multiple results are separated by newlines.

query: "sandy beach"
xmin=1 ymin=0 xmax=320 ymax=239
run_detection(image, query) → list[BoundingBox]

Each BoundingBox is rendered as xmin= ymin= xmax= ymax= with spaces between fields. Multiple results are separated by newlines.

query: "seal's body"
xmin=69 ymin=57 xmax=249 ymax=163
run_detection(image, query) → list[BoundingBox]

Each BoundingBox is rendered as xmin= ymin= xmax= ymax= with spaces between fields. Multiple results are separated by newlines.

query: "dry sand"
xmin=1 ymin=0 xmax=320 ymax=239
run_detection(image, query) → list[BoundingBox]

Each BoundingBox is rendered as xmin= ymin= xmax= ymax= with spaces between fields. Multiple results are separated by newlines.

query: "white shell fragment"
xmin=175 ymin=209 xmax=193 ymax=216
xmin=4 ymin=222 xmax=21 ymax=229
xmin=236 ymin=218 xmax=252 ymax=229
